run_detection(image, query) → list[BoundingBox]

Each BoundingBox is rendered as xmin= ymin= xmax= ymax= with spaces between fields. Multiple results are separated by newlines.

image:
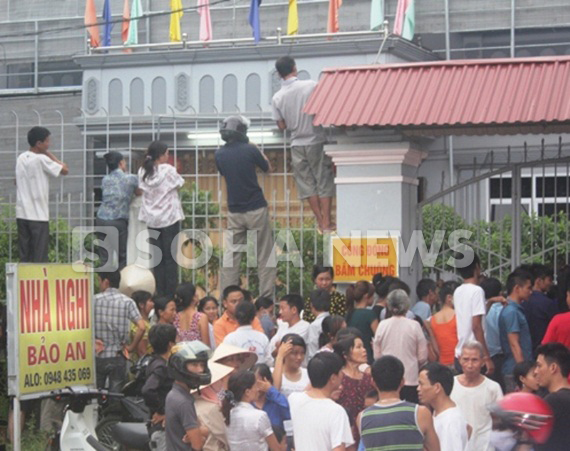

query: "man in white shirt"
xmin=306 ymin=289 xmax=330 ymax=360
xmin=16 ymin=126 xmax=69 ymax=262
xmin=269 ymin=294 xmax=309 ymax=363
xmin=223 ymin=301 xmax=270 ymax=364
xmin=272 ymin=56 xmax=335 ymax=232
xmin=453 ymin=253 xmax=495 ymax=375
xmin=418 ymin=362 xmax=470 ymax=451
xmin=451 ymin=341 xmax=503 ymax=451
xmin=288 ymin=352 xmax=354 ymax=451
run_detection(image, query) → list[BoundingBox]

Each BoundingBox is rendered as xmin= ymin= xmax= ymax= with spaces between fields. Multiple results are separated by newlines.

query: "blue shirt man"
xmin=499 ymin=300 xmax=532 ymax=375
xmin=498 ymin=269 xmax=533 ymax=387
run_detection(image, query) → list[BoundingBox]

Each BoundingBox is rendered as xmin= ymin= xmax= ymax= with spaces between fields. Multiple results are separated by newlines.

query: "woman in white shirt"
xmin=138 ymin=141 xmax=184 ymax=298
xmin=221 ymin=370 xmax=282 ymax=451
xmin=273 ymin=334 xmax=310 ymax=398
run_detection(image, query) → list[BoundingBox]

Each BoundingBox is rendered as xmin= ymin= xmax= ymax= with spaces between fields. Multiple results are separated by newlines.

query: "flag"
xmin=84 ymin=0 xmax=101 ymax=47
xmin=125 ymin=0 xmax=142 ymax=45
xmin=287 ymin=0 xmax=298 ymax=35
xmin=198 ymin=0 xmax=212 ymax=42
xmin=249 ymin=0 xmax=261 ymax=43
xmin=102 ymin=0 xmax=113 ymax=47
xmin=394 ymin=0 xmax=414 ymax=40
xmin=170 ymin=0 xmax=184 ymax=42
xmin=122 ymin=0 xmax=130 ymax=44
xmin=327 ymin=0 xmax=342 ymax=34
xmin=370 ymin=0 xmax=383 ymax=31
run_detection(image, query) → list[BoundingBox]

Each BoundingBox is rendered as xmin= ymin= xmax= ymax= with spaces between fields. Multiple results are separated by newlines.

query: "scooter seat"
xmin=111 ymin=422 xmax=149 ymax=449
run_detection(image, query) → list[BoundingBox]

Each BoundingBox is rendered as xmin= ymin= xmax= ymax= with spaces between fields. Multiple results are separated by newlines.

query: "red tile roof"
xmin=304 ymin=56 xmax=570 ymax=136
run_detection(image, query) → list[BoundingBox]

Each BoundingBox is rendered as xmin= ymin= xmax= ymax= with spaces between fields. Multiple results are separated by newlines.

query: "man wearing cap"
xmin=215 ymin=115 xmax=277 ymax=300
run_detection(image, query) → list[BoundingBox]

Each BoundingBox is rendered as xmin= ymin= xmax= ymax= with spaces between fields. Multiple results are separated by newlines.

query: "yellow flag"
xmin=287 ymin=0 xmax=298 ymax=35
xmin=170 ymin=0 xmax=184 ymax=42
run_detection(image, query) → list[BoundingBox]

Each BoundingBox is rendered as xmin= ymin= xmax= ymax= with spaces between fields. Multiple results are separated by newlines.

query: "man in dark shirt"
xmin=535 ymin=343 xmax=570 ymax=451
xmin=522 ymin=264 xmax=558 ymax=355
xmin=215 ymin=115 xmax=277 ymax=299
xmin=142 ymin=324 xmax=176 ymax=451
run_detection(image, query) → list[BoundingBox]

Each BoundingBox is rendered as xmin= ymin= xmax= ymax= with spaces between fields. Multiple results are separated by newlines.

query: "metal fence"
xmin=419 ymin=139 xmax=570 ymax=282
xmin=0 ymin=107 xmax=328 ymax=300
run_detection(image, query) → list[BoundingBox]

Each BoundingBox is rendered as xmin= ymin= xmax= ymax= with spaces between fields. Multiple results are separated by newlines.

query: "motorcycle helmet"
xmin=490 ymin=392 xmax=554 ymax=444
xmin=220 ymin=115 xmax=250 ymax=143
xmin=168 ymin=341 xmax=212 ymax=389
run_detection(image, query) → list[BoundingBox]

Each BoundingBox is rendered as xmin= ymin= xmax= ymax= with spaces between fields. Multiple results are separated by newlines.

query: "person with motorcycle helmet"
xmin=165 ymin=341 xmax=212 ymax=450
xmin=215 ymin=115 xmax=277 ymax=301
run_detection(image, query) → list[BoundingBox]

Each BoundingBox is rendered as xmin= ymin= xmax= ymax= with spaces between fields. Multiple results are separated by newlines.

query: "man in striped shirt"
xmin=359 ymin=355 xmax=440 ymax=451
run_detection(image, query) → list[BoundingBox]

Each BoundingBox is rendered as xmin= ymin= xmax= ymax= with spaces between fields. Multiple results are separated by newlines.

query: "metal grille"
xmin=0 ymin=107 xmax=330 ymax=300
xmin=418 ymin=139 xmax=570 ymax=282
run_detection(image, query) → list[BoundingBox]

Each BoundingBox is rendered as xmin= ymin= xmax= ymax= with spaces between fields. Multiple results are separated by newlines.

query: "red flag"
xmin=84 ymin=0 xmax=101 ymax=47
xmin=327 ymin=0 xmax=342 ymax=33
xmin=122 ymin=0 xmax=130 ymax=43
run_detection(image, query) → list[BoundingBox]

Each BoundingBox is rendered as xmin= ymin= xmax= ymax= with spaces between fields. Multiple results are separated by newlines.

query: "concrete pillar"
xmin=326 ymin=141 xmax=427 ymax=292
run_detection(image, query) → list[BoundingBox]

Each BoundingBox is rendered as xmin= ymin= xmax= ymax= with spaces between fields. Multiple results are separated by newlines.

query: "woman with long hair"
xmin=221 ymin=370 xmax=282 ymax=451
xmin=173 ymin=283 xmax=209 ymax=346
xmin=318 ymin=315 xmax=346 ymax=352
xmin=199 ymin=295 xmax=219 ymax=350
xmin=138 ymin=141 xmax=184 ymax=298
xmin=95 ymin=151 xmax=140 ymax=269
xmin=345 ymin=280 xmax=378 ymax=364
xmin=153 ymin=295 xmax=177 ymax=325
xmin=430 ymin=280 xmax=460 ymax=368
xmin=333 ymin=333 xmax=374 ymax=442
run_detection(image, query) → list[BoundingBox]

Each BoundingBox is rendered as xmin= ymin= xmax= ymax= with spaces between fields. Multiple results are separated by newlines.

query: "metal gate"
xmin=418 ymin=142 xmax=570 ymax=282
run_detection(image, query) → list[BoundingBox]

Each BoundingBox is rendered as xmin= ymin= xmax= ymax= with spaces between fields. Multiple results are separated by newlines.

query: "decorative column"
xmin=325 ymin=141 xmax=427 ymax=290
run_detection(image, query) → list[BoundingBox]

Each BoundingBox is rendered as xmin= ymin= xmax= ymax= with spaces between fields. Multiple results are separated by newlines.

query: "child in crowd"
xmin=221 ymin=370 xmax=282 ymax=451
xmin=223 ymin=301 xmax=271 ymax=364
xmin=252 ymin=363 xmax=291 ymax=430
xmin=273 ymin=334 xmax=310 ymax=398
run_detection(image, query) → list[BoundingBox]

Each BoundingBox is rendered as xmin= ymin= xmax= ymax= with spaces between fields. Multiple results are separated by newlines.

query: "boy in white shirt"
xmin=453 ymin=252 xmax=495 ymax=375
xmin=418 ymin=362 xmax=470 ymax=451
xmin=223 ymin=301 xmax=270 ymax=364
xmin=288 ymin=352 xmax=354 ymax=451
xmin=16 ymin=126 xmax=69 ymax=262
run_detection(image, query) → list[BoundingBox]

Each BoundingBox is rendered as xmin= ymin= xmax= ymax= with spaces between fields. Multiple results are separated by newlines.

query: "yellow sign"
xmin=17 ymin=265 xmax=95 ymax=396
xmin=331 ymin=236 xmax=399 ymax=283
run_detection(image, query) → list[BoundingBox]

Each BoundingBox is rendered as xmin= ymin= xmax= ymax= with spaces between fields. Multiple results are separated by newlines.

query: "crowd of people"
xmin=11 ymin=58 xmax=570 ymax=451
xmin=87 ymin=254 xmax=570 ymax=451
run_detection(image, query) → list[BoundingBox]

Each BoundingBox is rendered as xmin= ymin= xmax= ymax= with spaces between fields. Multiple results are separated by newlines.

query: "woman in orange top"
xmin=430 ymin=281 xmax=460 ymax=367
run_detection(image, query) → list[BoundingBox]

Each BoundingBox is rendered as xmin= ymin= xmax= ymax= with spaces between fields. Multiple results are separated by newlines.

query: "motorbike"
xmin=95 ymin=355 xmax=152 ymax=451
xmin=43 ymin=386 xmax=120 ymax=451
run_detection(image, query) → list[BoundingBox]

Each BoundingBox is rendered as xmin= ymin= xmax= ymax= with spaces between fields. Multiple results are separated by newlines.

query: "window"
xmin=130 ymin=78 xmax=145 ymax=114
xmin=108 ymin=79 xmax=123 ymax=115
xmin=245 ymin=73 xmax=261 ymax=112
xmin=222 ymin=74 xmax=238 ymax=112
xmin=151 ymin=77 xmax=167 ymax=114
xmin=199 ymin=75 xmax=215 ymax=113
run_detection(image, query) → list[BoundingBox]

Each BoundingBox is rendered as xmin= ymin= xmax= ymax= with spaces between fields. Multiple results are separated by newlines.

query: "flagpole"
xmin=232 ymin=0 xmax=236 ymax=40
